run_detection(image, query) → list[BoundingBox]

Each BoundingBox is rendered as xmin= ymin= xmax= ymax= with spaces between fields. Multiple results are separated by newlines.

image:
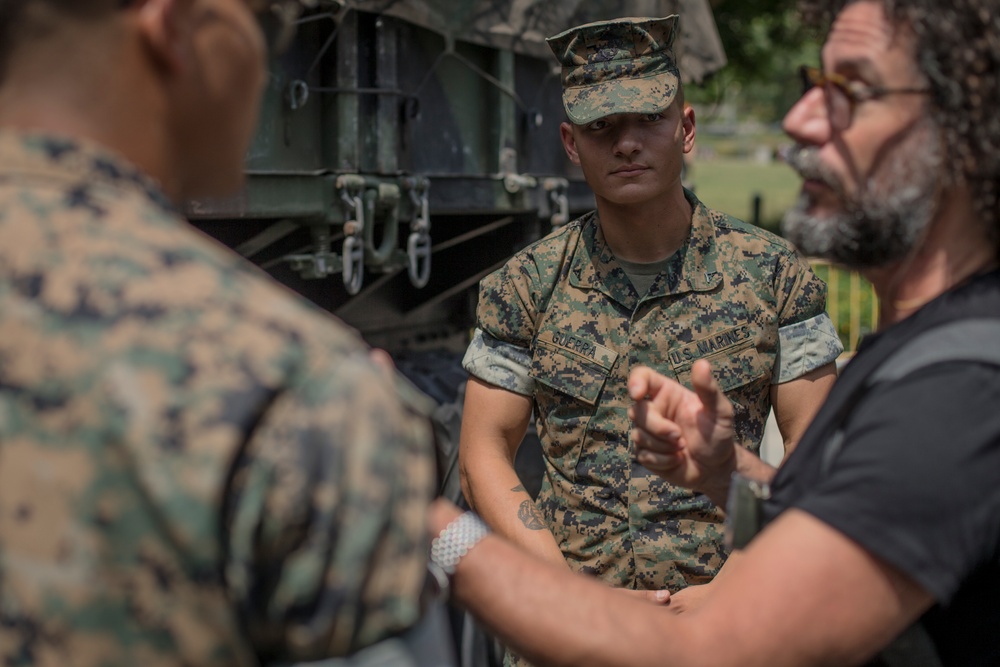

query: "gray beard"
xmin=781 ymin=124 xmax=942 ymax=269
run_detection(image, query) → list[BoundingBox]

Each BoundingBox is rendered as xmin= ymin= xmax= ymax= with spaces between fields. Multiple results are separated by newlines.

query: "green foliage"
xmin=688 ymin=1 xmax=823 ymax=122
xmin=711 ymin=0 xmax=821 ymax=81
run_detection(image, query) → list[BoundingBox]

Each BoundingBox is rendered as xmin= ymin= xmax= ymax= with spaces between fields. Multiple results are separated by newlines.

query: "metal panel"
xmin=186 ymin=1 xmax=725 ymax=351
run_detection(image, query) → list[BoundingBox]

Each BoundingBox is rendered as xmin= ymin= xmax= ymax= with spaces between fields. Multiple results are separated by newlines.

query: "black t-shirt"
xmin=763 ymin=271 xmax=1000 ymax=665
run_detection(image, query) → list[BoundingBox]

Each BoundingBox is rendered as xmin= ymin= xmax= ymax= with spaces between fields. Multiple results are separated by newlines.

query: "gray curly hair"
xmin=803 ymin=0 xmax=1000 ymax=252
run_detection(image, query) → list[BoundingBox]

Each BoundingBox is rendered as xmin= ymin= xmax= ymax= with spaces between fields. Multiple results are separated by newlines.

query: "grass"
xmin=686 ymin=155 xmax=802 ymax=235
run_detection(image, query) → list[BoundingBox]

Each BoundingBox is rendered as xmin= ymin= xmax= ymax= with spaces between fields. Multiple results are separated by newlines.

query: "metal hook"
xmin=406 ymin=181 xmax=431 ymax=288
xmin=342 ymin=235 xmax=364 ymax=295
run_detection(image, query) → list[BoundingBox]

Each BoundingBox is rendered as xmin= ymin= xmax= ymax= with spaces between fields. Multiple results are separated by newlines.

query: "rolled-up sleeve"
xmin=771 ymin=248 xmax=844 ymax=383
xmin=774 ymin=312 xmax=843 ymax=383
xmin=462 ymin=328 xmax=534 ymax=395
xmin=464 ymin=258 xmax=544 ymax=396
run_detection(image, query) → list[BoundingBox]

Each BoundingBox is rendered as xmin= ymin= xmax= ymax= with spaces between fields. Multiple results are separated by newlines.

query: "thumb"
xmin=690 ymin=359 xmax=725 ymax=416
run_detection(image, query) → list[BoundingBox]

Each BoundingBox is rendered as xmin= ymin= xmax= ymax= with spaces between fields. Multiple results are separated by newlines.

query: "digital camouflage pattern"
xmin=469 ymin=189 xmax=838 ymax=598
xmin=347 ymin=0 xmax=725 ymax=84
xmin=0 ymin=132 xmax=436 ymax=666
xmin=546 ymin=15 xmax=681 ymax=125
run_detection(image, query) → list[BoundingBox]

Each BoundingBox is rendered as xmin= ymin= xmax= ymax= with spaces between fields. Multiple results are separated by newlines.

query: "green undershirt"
xmin=617 ymin=255 xmax=675 ymax=296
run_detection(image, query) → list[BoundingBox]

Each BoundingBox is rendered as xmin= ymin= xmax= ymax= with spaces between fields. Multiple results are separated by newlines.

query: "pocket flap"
xmin=530 ymin=331 xmax=618 ymax=405
xmin=668 ymin=325 xmax=767 ymax=392
xmin=707 ymin=345 xmax=767 ymax=392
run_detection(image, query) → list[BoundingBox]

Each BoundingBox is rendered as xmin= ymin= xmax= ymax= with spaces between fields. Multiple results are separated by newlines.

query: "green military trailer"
xmin=188 ymin=0 xmax=725 ymax=354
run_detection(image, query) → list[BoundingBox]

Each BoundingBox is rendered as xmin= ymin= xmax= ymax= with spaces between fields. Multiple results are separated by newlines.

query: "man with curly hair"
xmin=424 ymin=1 xmax=1000 ymax=665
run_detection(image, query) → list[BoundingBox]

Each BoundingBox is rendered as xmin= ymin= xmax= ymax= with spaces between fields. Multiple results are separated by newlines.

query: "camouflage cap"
xmin=546 ymin=16 xmax=680 ymax=125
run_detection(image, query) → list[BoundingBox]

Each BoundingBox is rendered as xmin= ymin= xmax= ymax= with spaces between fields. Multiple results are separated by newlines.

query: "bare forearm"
xmin=771 ymin=364 xmax=838 ymax=460
xmin=461 ymin=454 xmax=568 ymax=567
xmin=458 ymin=378 xmax=568 ymax=566
xmin=430 ymin=502 xmax=700 ymax=667
xmin=432 ymin=502 xmax=930 ymax=667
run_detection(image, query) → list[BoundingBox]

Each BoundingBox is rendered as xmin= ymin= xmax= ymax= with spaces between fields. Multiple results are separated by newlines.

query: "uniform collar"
xmin=0 ymin=130 xmax=178 ymax=215
xmin=569 ymin=188 xmax=723 ymax=308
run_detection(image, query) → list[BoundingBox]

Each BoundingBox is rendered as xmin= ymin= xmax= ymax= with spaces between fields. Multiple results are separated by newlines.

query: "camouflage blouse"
xmin=0 ymin=132 xmax=435 ymax=666
xmin=465 ymin=189 xmax=842 ymax=591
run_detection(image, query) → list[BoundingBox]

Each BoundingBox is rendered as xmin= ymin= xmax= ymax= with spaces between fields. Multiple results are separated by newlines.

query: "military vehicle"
xmin=189 ymin=0 xmax=725 ymax=354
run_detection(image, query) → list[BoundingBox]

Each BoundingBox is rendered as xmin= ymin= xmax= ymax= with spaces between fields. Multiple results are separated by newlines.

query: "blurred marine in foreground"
xmin=426 ymin=0 xmax=1000 ymax=664
xmin=0 ymin=1 xmax=435 ymax=664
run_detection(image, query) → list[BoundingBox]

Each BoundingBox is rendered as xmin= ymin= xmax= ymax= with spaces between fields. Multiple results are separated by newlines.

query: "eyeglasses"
xmin=798 ymin=65 xmax=930 ymax=131
xmin=249 ymin=0 xmax=304 ymax=55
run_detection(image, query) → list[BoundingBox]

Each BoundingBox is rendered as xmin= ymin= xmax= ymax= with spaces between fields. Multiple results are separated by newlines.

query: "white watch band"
xmin=430 ymin=512 xmax=490 ymax=576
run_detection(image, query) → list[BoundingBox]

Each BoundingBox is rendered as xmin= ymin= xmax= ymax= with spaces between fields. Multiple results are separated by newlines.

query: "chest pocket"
xmin=669 ymin=325 xmax=768 ymax=392
xmin=530 ymin=330 xmax=618 ymax=404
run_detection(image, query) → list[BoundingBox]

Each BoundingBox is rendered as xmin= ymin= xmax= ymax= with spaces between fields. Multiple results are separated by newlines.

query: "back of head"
xmin=803 ymin=0 xmax=1000 ymax=253
xmin=546 ymin=15 xmax=681 ymax=125
xmin=0 ymin=0 xmax=271 ymax=200
xmin=0 ymin=0 xmax=119 ymax=82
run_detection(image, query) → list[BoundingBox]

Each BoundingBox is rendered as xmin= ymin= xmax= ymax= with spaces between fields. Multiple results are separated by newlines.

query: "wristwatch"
xmin=425 ymin=511 xmax=490 ymax=600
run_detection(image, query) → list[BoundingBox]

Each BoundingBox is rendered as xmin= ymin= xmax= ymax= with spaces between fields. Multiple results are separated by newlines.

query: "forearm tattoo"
xmin=517 ymin=499 xmax=546 ymax=530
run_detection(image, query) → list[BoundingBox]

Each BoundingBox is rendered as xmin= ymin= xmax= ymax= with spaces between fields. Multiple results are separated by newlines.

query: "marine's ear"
xmin=131 ymin=0 xmax=192 ymax=76
xmin=681 ymin=103 xmax=696 ymax=155
xmin=560 ymin=121 xmax=581 ymax=166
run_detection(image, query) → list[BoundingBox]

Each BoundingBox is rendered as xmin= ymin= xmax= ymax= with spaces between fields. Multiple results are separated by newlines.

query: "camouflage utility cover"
xmin=547 ymin=15 xmax=681 ymax=125
xmin=0 ymin=133 xmax=436 ymax=666
xmin=465 ymin=189 xmax=841 ymax=592
xmin=347 ymin=0 xmax=725 ymax=83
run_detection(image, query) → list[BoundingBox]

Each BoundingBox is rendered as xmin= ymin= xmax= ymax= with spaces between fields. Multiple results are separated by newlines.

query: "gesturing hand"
xmin=627 ymin=360 xmax=737 ymax=504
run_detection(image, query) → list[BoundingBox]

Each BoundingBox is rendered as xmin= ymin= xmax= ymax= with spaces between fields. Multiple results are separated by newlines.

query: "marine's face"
xmin=560 ymin=100 xmax=695 ymax=209
xmin=780 ymin=0 xmax=942 ymax=268
xmin=169 ymin=0 xmax=271 ymax=198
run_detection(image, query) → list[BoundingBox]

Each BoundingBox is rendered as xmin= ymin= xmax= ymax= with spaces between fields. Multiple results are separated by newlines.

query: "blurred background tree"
xmin=688 ymin=0 xmax=822 ymax=123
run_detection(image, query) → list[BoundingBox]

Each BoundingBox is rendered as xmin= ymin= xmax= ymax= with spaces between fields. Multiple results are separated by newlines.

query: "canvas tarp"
xmin=344 ymin=0 xmax=726 ymax=83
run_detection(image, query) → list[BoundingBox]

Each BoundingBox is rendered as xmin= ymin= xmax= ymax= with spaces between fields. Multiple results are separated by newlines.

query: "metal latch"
xmin=543 ymin=177 xmax=569 ymax=228
xmin=403 ymin=178 xmax=431 ymax=288
xmin=338 ymin=175 xmax=366 ymax=295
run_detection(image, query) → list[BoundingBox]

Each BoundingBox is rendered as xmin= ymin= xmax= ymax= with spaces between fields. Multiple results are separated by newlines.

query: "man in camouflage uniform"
xmin=458 ymin=16 xmax=842 ymax=660
xmin=0 ymin=1 xmax=435 ymax=665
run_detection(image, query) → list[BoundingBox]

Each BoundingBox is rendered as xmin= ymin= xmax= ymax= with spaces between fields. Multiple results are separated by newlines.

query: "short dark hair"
xmin=0 ymin=1 xmax=120 ymax=82
xmin=802 ymin=0 xmax=1000 ymax=251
